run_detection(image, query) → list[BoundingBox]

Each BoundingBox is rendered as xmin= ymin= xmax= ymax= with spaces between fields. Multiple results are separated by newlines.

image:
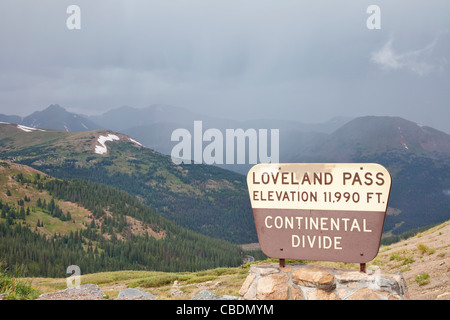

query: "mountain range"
xmin=0 ymin=104 xmax=100 ymax=132
xmin=0 ymin=161 xmax=243 ymax=277
xmin=282 ymin=116 xmax=450 ymax=235
xmin=1 ymin=104 xmax=351 ymax=158
xmin=0 ymin=122 xmax=256 ymax=245
xmin=1 ymin=104 xmax=450 ymax=239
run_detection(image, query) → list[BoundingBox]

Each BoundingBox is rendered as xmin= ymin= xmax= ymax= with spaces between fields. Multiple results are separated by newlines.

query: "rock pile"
xmin=36 ymin=284 xmax=156 ymax=300
xmin=37 ymin=283 xmax=107 ymax=300
xmin=239 ymin=263 xmax=409 ymax=300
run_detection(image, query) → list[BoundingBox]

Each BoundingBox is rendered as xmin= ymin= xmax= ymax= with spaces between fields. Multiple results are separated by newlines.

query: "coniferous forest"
xmin=0 ymin=168 xmax=243 ymax=277
xmin=33 ymin=158 xmax=257 ymax=244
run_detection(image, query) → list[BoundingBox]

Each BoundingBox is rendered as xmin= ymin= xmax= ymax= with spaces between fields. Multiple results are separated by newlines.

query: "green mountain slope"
xmin=291 ymin=116 xmax=450 ymax=161
xmin=0 ymin=161 xmax=242 ymax=277
xmin=283 ymin=116 xmax=450 ymax=235
xmin=0 ymin=123 xmax=256 ymax=244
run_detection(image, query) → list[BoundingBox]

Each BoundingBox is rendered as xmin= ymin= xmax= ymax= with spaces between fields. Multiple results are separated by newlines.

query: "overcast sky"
xmin=0 ymin=1 xmax=449 ymax=133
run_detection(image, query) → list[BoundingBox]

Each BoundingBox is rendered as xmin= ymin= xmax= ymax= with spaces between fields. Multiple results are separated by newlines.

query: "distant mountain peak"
xmin=316 ymin=115 xmax=450 ymax=159
xmin=19 ymin=104 xmax=102 ymax=132
xmin=46 ymin=104 xmax=65 ymax=112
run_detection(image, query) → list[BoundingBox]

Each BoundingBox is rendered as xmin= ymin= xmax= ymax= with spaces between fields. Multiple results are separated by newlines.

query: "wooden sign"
xmin=247 ymin=163 xmax=392 ymax=263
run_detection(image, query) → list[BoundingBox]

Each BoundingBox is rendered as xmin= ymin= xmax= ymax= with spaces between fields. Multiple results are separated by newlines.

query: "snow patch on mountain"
xmin=95 ymin=134 xmax=120 ymax=154
xmin=129 ymin=138 xmax=143 ymax=146
xmin=17 ymin=125 xmax=46 ymax=133
xmin=398 ymin=126 xmax=409 ymax=150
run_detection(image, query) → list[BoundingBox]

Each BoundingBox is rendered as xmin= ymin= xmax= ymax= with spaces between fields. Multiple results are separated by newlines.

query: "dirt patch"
xmin=375 ymin=222 xmax=449 ymax=300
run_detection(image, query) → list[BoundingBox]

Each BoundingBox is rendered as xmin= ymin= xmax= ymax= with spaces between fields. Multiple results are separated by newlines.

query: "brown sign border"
xmin=247 ymin=163 xmax=392 ymax=264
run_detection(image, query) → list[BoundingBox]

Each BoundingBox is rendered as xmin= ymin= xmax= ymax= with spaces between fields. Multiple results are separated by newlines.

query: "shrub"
xmin=0 ymin=264 xmax=40 ymax=300
xmin=417 ymin=244 xmax=435 ymax=255
xmin=130 ymin=274 xmax=179 ymax=288
xmin=415 ymin=273 xmax=430 ymax=286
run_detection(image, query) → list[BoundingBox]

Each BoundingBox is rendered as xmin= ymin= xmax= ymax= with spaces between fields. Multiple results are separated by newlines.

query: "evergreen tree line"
xmin=0 ymin=199 xmax=30 ymax=224
xmin=36 ymin=159 xmax=257 ymax=244
xmin=0 ymin=176 xmax=243 ymax=277
xmin=36 ymin=197 xmax=71 ymax=221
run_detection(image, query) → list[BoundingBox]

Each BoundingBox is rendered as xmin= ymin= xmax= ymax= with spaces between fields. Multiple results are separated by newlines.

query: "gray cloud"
xmin=371 ymin=34 xmax=444 ymax=76
xmin=0 ymin=0 xmax=449 ymax=133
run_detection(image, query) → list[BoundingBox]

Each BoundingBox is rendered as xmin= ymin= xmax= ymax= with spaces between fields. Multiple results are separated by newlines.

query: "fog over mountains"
xmin=1 ymin=104 xmax=450 ymax=237
xmin=0 ymin=104 xmax=353 ymax=161
xmin=3 ymin=103 xmax=450 ymax=162
xmin=2 ymin=104 xmax=450 ymax=163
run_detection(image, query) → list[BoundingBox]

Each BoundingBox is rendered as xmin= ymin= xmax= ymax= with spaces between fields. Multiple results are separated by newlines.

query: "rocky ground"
xmin=374 ymin=221 xmax=449 ymax=300
xmin=13 ymin=221 xmax=450 ymax=301
xmin=35 ymin=283 xmax=235 ymax=300
xmin=36 ymin=284 xmax=108 ymax=300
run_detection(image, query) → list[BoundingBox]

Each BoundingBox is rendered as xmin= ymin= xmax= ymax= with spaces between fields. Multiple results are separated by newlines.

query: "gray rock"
xmin=190 ymin=290 xmax=221 ymax=300
xmin=117 ymin=288 xmax=156 ymax=300
xmin=190 ymin=290 xmax=238 ymax=300
xmin=66 ymin=283 xmax=106 ymax=297
xmin=37 ymin=283 xmax=107 ymax=300
xmin=221 ymin=295 xmax=238 ymax=300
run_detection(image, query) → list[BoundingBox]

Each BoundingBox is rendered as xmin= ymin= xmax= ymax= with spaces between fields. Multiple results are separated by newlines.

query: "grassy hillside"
xmin=0 ymin=123 xmax=256 ymax=244
xmin=20 ymin=220 xmax=449 ymax=300
xmin=0 ymin=161 xmax=243 ymax=277
xmin=0 ymin=162 xmax=95 ymax=238
xmin=374 ymin=221 xmax=449 ymax=300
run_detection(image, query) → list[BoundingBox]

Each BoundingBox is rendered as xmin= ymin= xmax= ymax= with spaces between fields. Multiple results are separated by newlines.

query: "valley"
xmin=17 ymin=219 xmax=450 ymax=300
xmin=0 ymin=161 xmax=243 ymax=277
xmin=0 ymin=122 xmax=257 ymax=244
xmin=0 ymin=104 xmax=449 ymax=291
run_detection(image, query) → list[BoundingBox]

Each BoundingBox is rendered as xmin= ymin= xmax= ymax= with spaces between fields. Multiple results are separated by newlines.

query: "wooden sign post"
xmin=247 ymin=163 xmax=392 ymax=269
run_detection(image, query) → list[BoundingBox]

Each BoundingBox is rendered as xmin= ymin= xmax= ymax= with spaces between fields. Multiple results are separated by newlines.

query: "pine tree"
xmin=19 ymin=207 xmax=26 ymax=220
